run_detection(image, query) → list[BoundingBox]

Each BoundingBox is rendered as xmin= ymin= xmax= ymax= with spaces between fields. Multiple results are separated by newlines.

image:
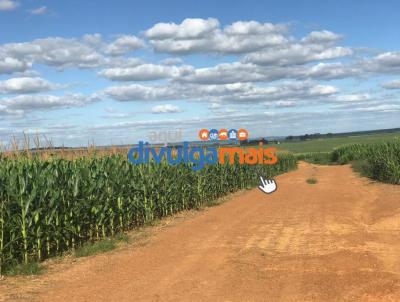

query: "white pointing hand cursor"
xmin=258 ymin=177 xmax=277 ymax=194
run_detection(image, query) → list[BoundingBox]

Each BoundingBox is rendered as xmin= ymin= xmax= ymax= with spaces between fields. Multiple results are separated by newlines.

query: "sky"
xmin=0 ymin=0 xmax=400 ymax=147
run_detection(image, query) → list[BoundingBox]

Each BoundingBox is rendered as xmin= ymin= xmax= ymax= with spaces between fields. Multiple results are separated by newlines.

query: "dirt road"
xmin=2 ymin=162 xmax=400 ymax=301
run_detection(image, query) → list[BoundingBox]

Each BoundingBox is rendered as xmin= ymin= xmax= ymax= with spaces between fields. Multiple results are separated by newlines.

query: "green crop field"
xmin=0 ymin=153 xmax=296 ymax=274
xmin=277 ymin=132 xmax=400 ymax=153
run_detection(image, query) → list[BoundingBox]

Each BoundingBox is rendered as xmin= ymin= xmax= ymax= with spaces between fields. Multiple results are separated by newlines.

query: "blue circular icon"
xmin=228 ymin=129 xmax=238 ymax=140
xmin=209 ymin=129 xmax=219 ymax=140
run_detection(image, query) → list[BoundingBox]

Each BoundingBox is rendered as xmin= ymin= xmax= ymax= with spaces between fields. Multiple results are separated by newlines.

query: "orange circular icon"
xmin=199 ymin=129 xmax=209 ymax=141
xmin=237 ymin=128 xmax=248 ymax=140
xmin=218 ymin=129 xmax=228 ymax=140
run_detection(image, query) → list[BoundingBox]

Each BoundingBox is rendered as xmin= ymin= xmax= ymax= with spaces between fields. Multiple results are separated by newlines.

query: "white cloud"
xmin=362 ymin=52 xmax=400 ymax=74
xmin=383 ymin=79 xmax=400 ymax=89
xmin=29 ymin=6 xmax=47 ymax=15
xmin=160 ymin=57 xmax=183 ymax=66
xmin=103 ymin=57 xmax=144 ymax=68
xmin=99 ymin=63 xmax=193 ymax=81
xmin=243 ymin=44 xmax=352 ymax=66
xmin=223 ymin=20 xmax=287 ymax=35
xmin=356 ymin=104 xmax=400 ymax=112
xmin=298 ymin=62 xmax=360 ymax=80
xmin=11 ymin=69 xmax=41 ymax=78
xmin=2 ymin=18 xmax=400 ymax=144
xmin=82 ymin=33 xmax=103 ymax=46
xmin=177 ymin=61 xmax=359 ymax=85
xmin=145 ymin=18 xmax=288 ymax=54
xmin=105 ymin=35 xmax=144 ymax=55
xmin=0 ymin=77 xmax=57 ymax=94
xmin=334 ymin=93 xmax=371 ymax=102
xmin=3 ymin=37 xmax=104 ymax=69
xmin=151 ymin=104 xmax=181 ymax=114
xmin=177 ymin=62 xmax=267 ymax=84
xmin=301 ymin=30 xmax=342 ymax=44
xmin=0 ymin=35 xmax=146 ymax=72
xmin=1 ymin=93 xmax=100 ymax=112
xmin=104 ymin=83 xmax=178 ymax=101
xmin=104 ymin=81 xmax=337 ymax=104
xmin=0 ymin=55 xmax=30 ymax=74
xmin=0 ymin=0 xmax=18 ymax=11
xmin=145 ymin=18 xmax=220 ymax=40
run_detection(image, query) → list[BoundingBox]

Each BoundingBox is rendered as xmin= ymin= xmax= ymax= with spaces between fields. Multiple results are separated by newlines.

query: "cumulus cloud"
xmin=82 ymin=33 xmax=103 ymax=47
xmin=104 ymin=81 xmax=337 ymax=104
xmin=298 ymin=62 xmax=360 ymax=80
xmin=105 ymin=35 xmax=144 ymax=55
xmin=0 ymin=35 xmax=143 ymax=72
xmin=176 ymin=61 xmax=360 ymax=85
xmin=1 ymin=93 xmax=100 ymax=113
xmin=0 ymin=55 xmax=30 ymax=74
xmin=3 ymin=18 xmax=400 ymax=144
xmin=362 ymin=52 xmax=400 ymax=74
xmin=145 ymin=18 xmax=288 ymax=54
xmin=0 ymin=77 xmax=58 ymax=94
xmin=145 ymin=18 xmax=220 ymax=40
xmin=0 ymin=0 xmax=18 ymax=11
xmin=301 ymin=30 xmax=342 ymax=44
xmin=243 ymin=44 xmax=352 ymax=66
xmin=177 ymin=62 xmax=267 ymax=84
xmin=151 ymin=104 xmax=181 ymax=114
xmin=104 ymin=83 xmax=178 ymax=101
xmin=99 ymin=63 xmax=193 ymax=81
xmin=3 ymin=37 xmax=104 ymax=69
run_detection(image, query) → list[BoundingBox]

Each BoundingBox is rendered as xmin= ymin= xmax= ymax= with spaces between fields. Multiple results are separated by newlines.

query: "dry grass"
xmin=0 ymin=133 xmax=130 ymax=160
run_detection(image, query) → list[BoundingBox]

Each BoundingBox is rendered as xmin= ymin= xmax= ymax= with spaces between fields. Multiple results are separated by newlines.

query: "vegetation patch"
xmin=351 ymin=160 xmax=373 ymax=178
xmin=306 ymin=178 xmax=318 ymax=184
xmin=296 ymin=152 xmax=333 ymax=165
xmin=0 ymin=153 xmax=296 ymax=272
xmin=74 ymin=239 xmax=117 ymax=258
xmin=296 ymin=141 xmax=400 ymax=185
xmin=4 ymin=261 xmax=45 ymax=276
xmin=332 ymin=141 xmax=400 ymax=184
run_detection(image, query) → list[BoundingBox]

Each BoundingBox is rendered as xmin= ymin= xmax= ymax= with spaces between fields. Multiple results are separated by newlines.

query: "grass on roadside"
xmin=296 ymin=152 xmax=333 ymax=165
xmin=351 ymin=160 xmax=373 ymax=178
xmin=74 ymin=234 xmax=131 ymax=258
xmin=4 ymin=262 xmax=45 ymax=276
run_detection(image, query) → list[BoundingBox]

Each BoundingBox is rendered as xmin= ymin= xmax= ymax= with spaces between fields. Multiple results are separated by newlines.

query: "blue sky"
xmin=0 ymin=0 xmax=400 ymax=146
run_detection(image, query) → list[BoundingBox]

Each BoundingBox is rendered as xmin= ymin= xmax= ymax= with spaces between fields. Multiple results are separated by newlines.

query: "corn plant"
xmin=332 ymin=140 xmax=400 ymax=184
xmin=0 ymin=151 xmax=296 ymax=272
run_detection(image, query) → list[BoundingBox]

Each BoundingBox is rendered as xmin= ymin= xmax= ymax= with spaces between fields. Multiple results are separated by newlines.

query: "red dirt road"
xmin=2 ymin=162 xmax=400 ymax=301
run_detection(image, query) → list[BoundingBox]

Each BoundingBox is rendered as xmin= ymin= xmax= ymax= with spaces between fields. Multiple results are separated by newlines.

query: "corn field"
xmin=332 ymin=140 xmax=400 ymax=184
xmin=0 ymin=152 xmax=296 ymax=273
